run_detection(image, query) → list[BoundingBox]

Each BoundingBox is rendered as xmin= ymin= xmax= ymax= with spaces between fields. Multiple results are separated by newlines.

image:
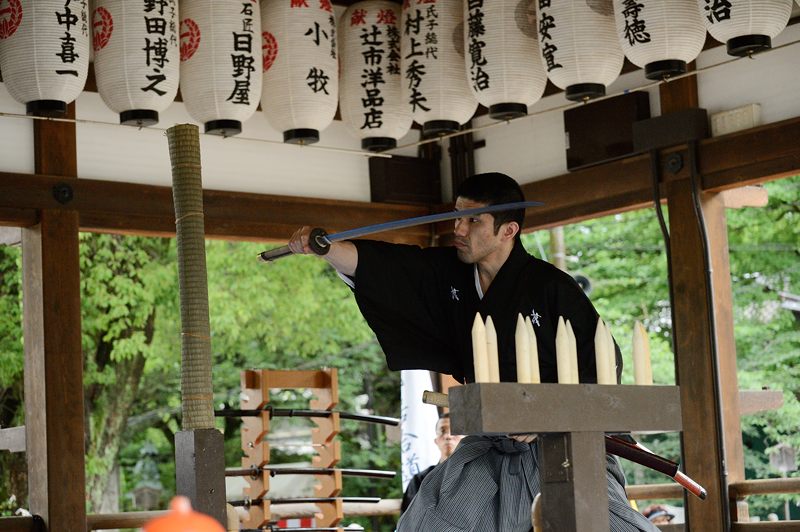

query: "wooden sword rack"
xmin=239 ymin=369 xmax=343 ymax=530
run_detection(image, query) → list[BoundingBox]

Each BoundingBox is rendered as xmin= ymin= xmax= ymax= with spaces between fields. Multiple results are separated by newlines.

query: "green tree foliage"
xmin=81 ymin=234 xmax=173 ymax=511
xmin=0 ymin=245 xmax=24 ymax=514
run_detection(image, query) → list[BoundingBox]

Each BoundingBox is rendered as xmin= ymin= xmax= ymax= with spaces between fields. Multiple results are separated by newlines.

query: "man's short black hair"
xmin=455 ymin=172 xmax=525 ymax=235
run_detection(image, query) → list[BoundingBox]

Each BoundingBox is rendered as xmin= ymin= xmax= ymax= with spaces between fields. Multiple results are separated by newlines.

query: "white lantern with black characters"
xmin=179 ymin=0 xmax=262 ymax=136
xmin=0 ymin=0 xmax=90 ymax=116
xmin=261 ymin=0 xmax=338 ymax=145
xmin=93 ymin=0 xmax=180 ymax=126
xmin=537 ymin=0 xmax=623 ymax=102
xmin=613 ymin=0 xmax=706 ymax=80
xmin=465 ymin=0 xmax=546 ymax=119
xmin=401 ymin=0 xmax=477 ymax=137
xmin=340 ymin=0 xmax=411 ymax=151
xmin=698 ymin=0 xmax=793 ymax=57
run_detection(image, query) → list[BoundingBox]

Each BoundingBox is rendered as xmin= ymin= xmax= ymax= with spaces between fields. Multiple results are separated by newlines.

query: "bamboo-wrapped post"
xmin=166 ymin=124 xmax=226 ymax=525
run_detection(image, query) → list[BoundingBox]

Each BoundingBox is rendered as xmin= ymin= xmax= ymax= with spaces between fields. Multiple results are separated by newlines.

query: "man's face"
xmin=434 ymin=417 xmax=463 ymax=460
xmin=453 ymin=197 xmax=506 ymax=264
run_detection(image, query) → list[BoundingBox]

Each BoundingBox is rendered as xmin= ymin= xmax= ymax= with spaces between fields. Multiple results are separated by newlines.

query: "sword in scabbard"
xmin=228 ymin=496 xmax=381 ymax=508
xmin=247 ymin=528 xmax=364 ymax=532
xmin=257 ymin=200 xmax=543 ymax=262
xmin=422 ymin=391 xmax=708 ymax=500
xmin=214 ymin=406 xmax=399 ymax=427
xmin=604 ymin=434 xmax=707 ymax=500
xmin=225 ymin=466 xmax=396 ymax=480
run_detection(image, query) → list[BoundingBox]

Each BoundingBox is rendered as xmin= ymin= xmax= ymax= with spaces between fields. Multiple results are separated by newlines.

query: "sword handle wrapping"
xmin=257 ymin=228 xmax=330 ymax=262
xmin=258 ymin=246 xmax=292 ymax=262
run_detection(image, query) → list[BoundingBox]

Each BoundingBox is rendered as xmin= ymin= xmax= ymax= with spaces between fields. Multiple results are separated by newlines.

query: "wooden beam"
xmin=0 ymin=516 xmax=40 ymax=532
xmin=23 ymin=103 xmax=86 ymax=532
xmin=732 ymin=523 xmax=800 ymax=531
xmin=0 ymin=227 xmax=22 ymax=246
xmin=0 ymin=172 xmax=432 ymax=246
xmin=738 ymin=390 xmax=784 ymax=416
xmin=729 ymin=478 xmax=800 ymax=497
xmin=3 ymin=114 xmax=793 ymax=243
xmin=0 ymin=426 xmax=25 ymax=452
xmin=625 ymin=483 xmax=683 ymax=500
xmin=668 ymin=180 xmax=730 ymax=531
xmin=721 ymin=186 xmax=769 ymax=209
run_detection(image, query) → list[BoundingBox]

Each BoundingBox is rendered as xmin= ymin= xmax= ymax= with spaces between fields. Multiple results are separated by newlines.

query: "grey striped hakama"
xmin=397 ymin=436 xmax=658 ymax=532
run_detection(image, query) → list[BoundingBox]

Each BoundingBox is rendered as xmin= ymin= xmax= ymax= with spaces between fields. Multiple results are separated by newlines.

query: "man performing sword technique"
xmin=286 ymin=172 xmax=657 ymax=531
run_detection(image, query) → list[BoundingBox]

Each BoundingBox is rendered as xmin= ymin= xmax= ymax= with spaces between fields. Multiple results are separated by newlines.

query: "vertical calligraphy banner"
xmin=399 ymin=369 xmax=440 ymax=490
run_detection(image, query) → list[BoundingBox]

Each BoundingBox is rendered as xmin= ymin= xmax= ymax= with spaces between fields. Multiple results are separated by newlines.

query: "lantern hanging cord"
xmin=388 ymin=36 xmax=800 ymax=152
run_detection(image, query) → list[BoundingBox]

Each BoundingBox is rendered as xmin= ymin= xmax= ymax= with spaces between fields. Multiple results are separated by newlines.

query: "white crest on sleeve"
xmin=450 ymin=286 xmax=460 ymax=301
xmin=530 ymin=308 xmax=542 ymax=327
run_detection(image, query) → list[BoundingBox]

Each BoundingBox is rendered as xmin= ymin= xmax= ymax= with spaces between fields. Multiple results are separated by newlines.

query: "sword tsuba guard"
xmin=309 ymin=228 xmax=331 ymax=256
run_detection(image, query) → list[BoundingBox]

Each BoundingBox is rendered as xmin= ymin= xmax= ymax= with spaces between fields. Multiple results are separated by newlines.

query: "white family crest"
xmin=530 ymin=308 xmax=542 ymax=327
xmin=450 ymin=286 xmax=460 ymax=301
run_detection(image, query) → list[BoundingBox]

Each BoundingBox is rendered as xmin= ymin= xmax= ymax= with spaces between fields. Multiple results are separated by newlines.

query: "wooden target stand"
xmin=239 ymin=369 xmax=344 ymax=529
xmin=447 ymin=383 xmax=683 ymax=532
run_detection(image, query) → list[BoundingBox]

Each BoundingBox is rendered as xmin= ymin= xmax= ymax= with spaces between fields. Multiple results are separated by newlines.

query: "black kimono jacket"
xmin=350 ymin=238 xmax=622 ymax=384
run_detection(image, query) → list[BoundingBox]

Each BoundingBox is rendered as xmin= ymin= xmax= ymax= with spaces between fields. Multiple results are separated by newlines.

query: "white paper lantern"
xmin=340 ymin=1 xmax=411 ymax=151
xmin=93 ymin=0 xmax=180 ymax=126
xmin=179 ymin=0 xmax=262 ymax=136
xmin=698 ymin=0 xmax=792 ymax=57
xmin=261 ymin=0 xmax=338 ymax=145
xmin=401 ymin=0 xmax=477 ymax=136
xmin=536 ymin=0 xmax=623 ymax=102
xmin=465 ymin=0 xmax=547 ymax=119
xmin=0 ymin=0 xmax=90 ymax=116
xmin=614 ymin=0 xmax=706 ymax=80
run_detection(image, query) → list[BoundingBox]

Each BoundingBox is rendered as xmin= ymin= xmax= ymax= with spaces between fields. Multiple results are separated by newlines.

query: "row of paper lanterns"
xmin=0 ymin=0 xmax=795 ymax=151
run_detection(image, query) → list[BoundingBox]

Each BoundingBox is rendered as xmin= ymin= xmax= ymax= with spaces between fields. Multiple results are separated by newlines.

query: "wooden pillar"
xmin=23 ymin=104 xmax=86 ymax=531
xmin=660 ymin=74 xmax=744 ymax=528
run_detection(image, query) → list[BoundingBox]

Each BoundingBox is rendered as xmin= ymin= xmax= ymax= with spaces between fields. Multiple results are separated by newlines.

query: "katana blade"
xmin=226 ymin=466 xmax=396 ymax=479
xmin=214 ymin=407 xmax=400 ymax=427
xmin=258 ymin=200 xmax=543 ymax=262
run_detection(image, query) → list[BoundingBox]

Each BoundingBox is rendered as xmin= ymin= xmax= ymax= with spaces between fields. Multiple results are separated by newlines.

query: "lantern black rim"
xmin=284 ymin=128 xmax=319 ymax=145
xmin=565 ymin=84 xmax=605 ymax=102
xmin=362 ymin=137 xmax=397 ymax=152
xmin=205 ymin=120 xmax=242 ymax=137
xmin=422 ymin=120 xmax=460 ymax=137
xmin=26 ymin=100 xmax=67 ymax=117
xmin=645 ymin=60 xmax=687 ymax=80
xmin=120 ymin=110 xmax=159 ymax=127
xmin=489 ymin=103 xmax=528 ymax=120
xmin=726 ymin=35 xmax=771 ymax=57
